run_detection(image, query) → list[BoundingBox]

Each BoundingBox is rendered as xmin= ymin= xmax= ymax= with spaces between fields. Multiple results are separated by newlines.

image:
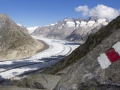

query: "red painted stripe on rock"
xmin=105 ymin=48 xmax=120 ymax=63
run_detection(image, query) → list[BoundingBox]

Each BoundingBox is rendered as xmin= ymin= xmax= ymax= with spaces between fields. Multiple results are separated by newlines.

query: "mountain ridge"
xmin=32 ymin=16 xmax=108 ymax=43
xmin=0 ymin=14 xmax=44 ymax=60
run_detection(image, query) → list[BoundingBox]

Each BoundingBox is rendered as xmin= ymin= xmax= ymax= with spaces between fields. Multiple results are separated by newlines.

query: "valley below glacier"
xmin=0 ymin=36 xmax=79 ymax=80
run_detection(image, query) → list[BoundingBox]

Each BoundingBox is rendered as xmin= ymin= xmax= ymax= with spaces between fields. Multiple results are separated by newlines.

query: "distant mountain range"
xmin=32 ymin=17 xmax=109 ymax=43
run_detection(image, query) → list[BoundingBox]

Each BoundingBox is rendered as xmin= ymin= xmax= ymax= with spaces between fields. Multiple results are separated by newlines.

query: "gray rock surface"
xmin=65 ymin=23 xmax=104 ymax=43
xmin=0 ymin=14 xmax=44 ymax=60
xmin=0 ymin=86 xmax=44 ymax=90
xmin=11 ymin=74 xmax=61 ymax=90
xmin=54 ymin=16 xmax=120 ymax=90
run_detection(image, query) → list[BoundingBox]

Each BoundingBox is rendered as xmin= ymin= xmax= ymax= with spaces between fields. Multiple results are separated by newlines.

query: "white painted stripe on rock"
xmin=98 ymin=53 xmax=111 ymax=69
xmin=112 ymin=42 xmax=120 ymax=55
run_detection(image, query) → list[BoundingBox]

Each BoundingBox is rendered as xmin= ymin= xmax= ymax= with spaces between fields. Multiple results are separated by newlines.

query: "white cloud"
xmin=75 ymin=5 xmax=89 ymax=16
xmin=89 ymin=4 xmax=120 ymax=19
xmin=75 ymin=4 xmax=120 ymax=20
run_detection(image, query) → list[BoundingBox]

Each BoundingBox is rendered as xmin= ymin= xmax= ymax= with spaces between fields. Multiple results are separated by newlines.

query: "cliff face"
xmin=0 ymin=14 xmax=44 ymax=60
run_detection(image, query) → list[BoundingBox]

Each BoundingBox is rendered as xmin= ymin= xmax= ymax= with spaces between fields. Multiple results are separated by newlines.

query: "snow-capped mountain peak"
xmin=66 ymin=21 xmax=75 ymax=27
xmin=50 ymin=23 xmax=56 ymax=26
xmin=32 ymin=17 xmax=109 ymax=43
xmin=80 ymin=21 xmax=87 ymax=27
xmin=87 ymin=20 xmax=95 ymax=27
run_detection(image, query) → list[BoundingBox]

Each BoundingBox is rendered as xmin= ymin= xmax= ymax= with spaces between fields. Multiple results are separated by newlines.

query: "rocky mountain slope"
xmin=32 ymin=17 xmax=108 ymax=43
xmin=0 ymin=14 xmax=44 ymax=60
xmin=17 ymin=24 xmax=38 ymax=34
xmin=42 ymin=16 xmax=120 ymax=90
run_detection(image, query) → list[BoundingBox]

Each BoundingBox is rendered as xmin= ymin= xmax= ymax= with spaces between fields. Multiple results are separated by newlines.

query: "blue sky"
xmin=0 ymin=0 xmax=120 ymax=27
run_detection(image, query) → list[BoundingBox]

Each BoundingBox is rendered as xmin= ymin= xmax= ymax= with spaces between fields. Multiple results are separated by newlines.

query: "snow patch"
xmin=97 ymin=19 xmax=106 ymax=23
xmin=17 ymin=23 xmax=22 ymax=26
xmin=102 ymin=22 xmax=108 ymax=25
xmin=27 ymin=26 xmax=38 ymax=34
xmin=64 ymin=19 xmax=68 ymax=21
xmin=66 ymin=21 xmax=75 ymax=27
xmin=87 ymin=21 xmax=95 ymax=27
xmin=80 ymin=21 xmax=87 ymax=27
xmin=97 ymin=19 xmax=108 ymax=25
xmin=76 ymin=21 xmax=80 ymax=27
xmin=50 ymin=23 xmax=55 ymax=26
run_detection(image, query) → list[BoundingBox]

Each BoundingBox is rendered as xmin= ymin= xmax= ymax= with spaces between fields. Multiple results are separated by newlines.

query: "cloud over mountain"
xmin=75 ymin=4 xmax=120 ymax=20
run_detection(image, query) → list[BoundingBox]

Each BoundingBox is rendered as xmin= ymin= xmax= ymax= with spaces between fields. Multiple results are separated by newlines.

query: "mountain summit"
xmin=0 ymin=14 xmax=43 ymax=60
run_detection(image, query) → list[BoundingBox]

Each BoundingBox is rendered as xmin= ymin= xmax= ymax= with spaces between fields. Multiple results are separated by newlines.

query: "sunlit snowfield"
xmin=0 ymin=36 xmax=79 ymax=80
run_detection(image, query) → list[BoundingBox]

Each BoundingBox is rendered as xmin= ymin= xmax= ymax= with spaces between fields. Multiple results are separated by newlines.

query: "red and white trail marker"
xmin=98 ymin=42 xmax=120 ymax=69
